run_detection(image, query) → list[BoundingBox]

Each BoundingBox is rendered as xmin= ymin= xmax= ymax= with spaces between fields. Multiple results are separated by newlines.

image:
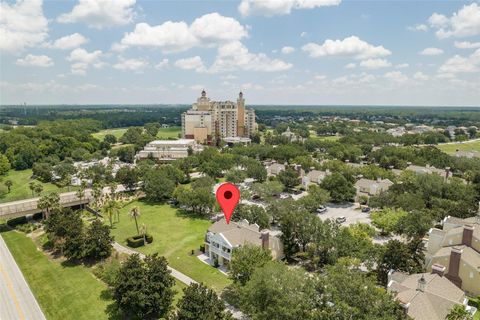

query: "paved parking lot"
xmin=317 ymin=203 xmax=371 ymax=226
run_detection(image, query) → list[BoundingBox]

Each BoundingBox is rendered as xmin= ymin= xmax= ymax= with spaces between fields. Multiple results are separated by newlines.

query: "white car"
xmin=316 ymin=206 xmax=327 ymax=214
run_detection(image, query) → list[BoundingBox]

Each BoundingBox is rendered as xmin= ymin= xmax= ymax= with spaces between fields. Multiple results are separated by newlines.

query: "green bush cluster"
xmin=126 ymin=234 xmax=153 ymax=248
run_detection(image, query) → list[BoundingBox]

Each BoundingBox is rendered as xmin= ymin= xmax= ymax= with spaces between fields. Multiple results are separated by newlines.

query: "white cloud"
xmin=16 ymin=54 xmax=53 ymax=67
xmin=454 ymin=41 xmax=480 ymax=49
xmin=302 ymin=36 xmax=391 ymax=60
xmin=438 ymin=48 xmax=480 ymax=73
xmin=300 ymin=31 xmax=307 ymax=37
xmin=47 ymin=33 xmax=88 ymax=49
xmin=113 ymin=56 xmax=148 ymax=72
xmin=174 ymin=56 xmax=207 ymax=73
xmin=238 ymin=0 xmax=341 ymax=17
xmin=0 ymin=0 xmax=48 ymax=52
xmin=314 ymin=75 xmax=326 ymax=80
xmin=67 ymin=48 xmax=103 ymax=75
xmin=120 ymin=13 xmax=247 ymax=53
xmin=420 ymin=47 xmax=444 ymax=56
xmin=210 ymin=41 xmax=292 ymax=73
xmin=281 ymin=46 xmax=295 ymax=54
xmin=396 ymin=63 xmax=409 ymax=69
xmin=413 ymin=71 xmax=429 ymax=81
xmin=359 ymin=58 xmax=391 ymax=69
xmin=384 ymin=71 xmax=408 ymax=83
xmin=189 ymin=84 xmax=205 ymax=91
xmin=407 ymin=24 xmax=428 ymax=32
xmin=57 ymin=0 xmax=136 ymax=29
xmin=428 ymin=3 xmax=480 ymax=39
xmin=345 ymin=63 xmax=356 ymax=69
xmin=155 ymin=59 xmax=169 ymax=70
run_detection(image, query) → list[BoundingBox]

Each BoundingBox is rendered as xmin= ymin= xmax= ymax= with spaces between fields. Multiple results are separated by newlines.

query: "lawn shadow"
xmin=174 ymin=209 xmax=210 ymax=221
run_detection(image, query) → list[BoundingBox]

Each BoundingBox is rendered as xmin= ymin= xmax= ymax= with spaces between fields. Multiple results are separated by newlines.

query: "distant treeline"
xmin=0 ymin=105 xmax=188 ymax=128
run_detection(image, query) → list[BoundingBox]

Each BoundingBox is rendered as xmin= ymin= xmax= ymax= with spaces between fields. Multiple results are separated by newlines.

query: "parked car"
xmin=336 ymin=216 xmax=346 ymax=223
xmin=361 ymin=207 xmax=371 ymax=213
xmin=279 ymin=193 xmax=290 ymax=199
xmin=251 ymin=193 xmax=261 ymax=200
xmin=316 ymin=206 xmax=327 ymax=214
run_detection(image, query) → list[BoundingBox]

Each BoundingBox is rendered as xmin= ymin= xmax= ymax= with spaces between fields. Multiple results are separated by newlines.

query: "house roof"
xmin=432 ymin=245 xmax=480 ymax=268
xmin=388 ymin=272 xmax=465 ymax=320
xmin=306 ymin=170 xmax=329 ymax=181
xmin=208 ymin=219 xmax=277 ymax=247
xmin=355 ymin=178 xmax=393 ymax=189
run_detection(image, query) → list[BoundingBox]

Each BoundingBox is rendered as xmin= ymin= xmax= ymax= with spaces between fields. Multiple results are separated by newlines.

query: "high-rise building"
xmin=181 ymin=90 xmax=257 ymax=144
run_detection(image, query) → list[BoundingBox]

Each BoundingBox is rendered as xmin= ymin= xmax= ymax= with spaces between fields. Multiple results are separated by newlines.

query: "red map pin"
xmin=216 ymin=182 xmax=240 ymax=224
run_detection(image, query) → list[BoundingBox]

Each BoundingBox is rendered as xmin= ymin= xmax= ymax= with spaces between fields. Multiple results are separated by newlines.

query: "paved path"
xmin=0 ymin=234 xmax=46 ymax=320
xmin=113 ymin=242 xmax=247 ymax=319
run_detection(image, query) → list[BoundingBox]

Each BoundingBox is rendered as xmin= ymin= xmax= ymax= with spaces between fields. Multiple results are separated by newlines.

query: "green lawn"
xmin=92 ymin=128 xmax=128 ymax=141
xmin=92 ymin=126 xmax=181 ymax=142
xmin=436 ymin=139 xmax=480 ymax=154
xmin=157 ymin=127 xmax=181 ymax=139
xmin=1 ymin=229 xmax=113 ymax=320
xmin=110 ymin=201 xmax=231 ymax=292
xmin=0 ymin=169 xmax=73 ymax=203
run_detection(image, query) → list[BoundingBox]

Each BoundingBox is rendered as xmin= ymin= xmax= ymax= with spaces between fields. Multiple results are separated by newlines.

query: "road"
xmin=0 ymin=234 xmax=46 ymax=320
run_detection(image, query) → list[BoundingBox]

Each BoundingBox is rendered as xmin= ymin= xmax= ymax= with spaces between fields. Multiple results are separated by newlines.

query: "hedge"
xmin=126 ymin=234 xmax=153 ymax=248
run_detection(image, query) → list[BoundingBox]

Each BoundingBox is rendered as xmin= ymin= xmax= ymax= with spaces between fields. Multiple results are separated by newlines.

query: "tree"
xmin=316 ymin=262 xmax=407 ymax=320
xmin=376 ymin=240 xmax=423 ymax=285
xmin=143 ymin=169 xmax=176 ymax=201
xmin=230 ymin=245 xmax=272 ymax=285
xmin=174 ymin=183 xmax=215 ymax=216
xmin=115 ymin=167 xmax=139 ymax=190
xmin=38 ymin=192 xmax=60 ymax=219
xmin=225 ymin=169 xmax=247 ymax=184
xmin=113 ymin=253 xmax=175 ymax=319
xmin=175 ymin=283 xmax=232 ymax=320
xmin=115 ymin=145 xmax=136 ymax=163
xmin=84 ymin=220 xmax=113 ymax=260
xmin=233 ymin=204 xmax=270 ymax=229
xmin=32 ymin=162 xmax=53 ymax=182
xmin=370 ymin=208 xmax=408 ymax=235
xmin=237 ymin=262 xmax=316 ymax=320
xmin=298 ymin=185 xmax=330 ymax=212
xmin=129 ymin=206 xmax=141 ymax=235
xmin=103 ymin=199 xmax=121 ymax=227
xmin=0 ymin=154 xmax=11 ymax=175
xmin=277 ymin=167 xmax=300 ymax=190
xmin=4 ymin=180 xmax=13 ymax=193
xmin=29 ymin=181 xmax=37 ymax=197
xmin=446 ymin=305 xmax=473 ymax=320
xmin=76 ymin=180 xmax=87 ymax=210
xmin=34 ymin=183 xmax=43 ymax=196
xmin=251 ymin=180 xmax=283 ymax=201
xmin=320 ymin=172 xmax=355 ymax=203
xmin=245 ymin=161 xmax=267 ymax=182
xmin=103 ymin=134 xmax=117 ymax=144
xmin=145 ymin=122 xmax=160 ymax=137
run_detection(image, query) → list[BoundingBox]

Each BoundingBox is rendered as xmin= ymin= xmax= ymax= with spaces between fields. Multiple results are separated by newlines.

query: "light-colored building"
xmin=301 ymin=169 xmax=331 ymax=189
xmin=355 ymin=178 xmax=393 ymax=198
xmin=406 ymin=164 xmax=450 ymax=180
xmin=182 ymin=90 xmax=257 ymax=144
xmin=266 ymin=162 xmax=286 ymax=176
xmin=455 ymin=151 xmax=480 ymax=159
xmin=423 ymin=212 xmax=480 ymax=296
xmin=204 ymin=219 xmax=284 ymax=269
xmin=387 ymin=268 xmax=475 ymax=320
xmin=136 ymin=139 xmax=203 ymax=161
xmin=281 ymin=126 xmax=303 ymax=142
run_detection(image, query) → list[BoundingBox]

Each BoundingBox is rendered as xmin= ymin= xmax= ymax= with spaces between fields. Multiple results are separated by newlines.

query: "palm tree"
xmin=103 ymin=200 xmax=120 ymax=227
xmin=34 ymin=183 xmax=43 ymax=196
xmin=76 ymin=181 xmax=87 ymax=210
xmin=92 ymin=183 xmax=102 ymax=209
xmin=4 ymin=180 xmax=13 ymax=193
xmin=29 ymin=181 xmax=36 ymax=197
xmin=38 ymin=192 xmax=60 ymax=219
xmin=129 ymin=206 xmax=141 ymax=235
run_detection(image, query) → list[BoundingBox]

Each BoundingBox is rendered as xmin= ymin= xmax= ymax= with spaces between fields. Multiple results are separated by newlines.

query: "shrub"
xmin=126 ymin=234 xmax=153 ymax=248
xmin=92 ymin=259 xmax=121 ymax=287
xmin=15 ymin=222 xmax=40 ymax=234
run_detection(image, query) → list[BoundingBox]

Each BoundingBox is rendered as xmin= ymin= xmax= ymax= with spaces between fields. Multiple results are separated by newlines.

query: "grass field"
xmin=92 ymin=127 xmax=181 ymax=141
xmin=0 ymin=169 xmax=73 ymax=203
xmin=436 ymin=139 xmax=480 ymax=154
xmin=110 ymin=201 xmax=231 ymax=292
xmin=1 ymin=229 xmax=113 ymax=320
xmin=1 ymin=228 xmax=187 ymax=319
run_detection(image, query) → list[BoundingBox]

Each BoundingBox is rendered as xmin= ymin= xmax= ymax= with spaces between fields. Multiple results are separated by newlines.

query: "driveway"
xmin=317 ymin=203 xmax=371 ymax=226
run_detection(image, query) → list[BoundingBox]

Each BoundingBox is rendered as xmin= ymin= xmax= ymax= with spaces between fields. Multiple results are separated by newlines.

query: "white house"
xmin=204 ymin=219 xmax=284 ymax=269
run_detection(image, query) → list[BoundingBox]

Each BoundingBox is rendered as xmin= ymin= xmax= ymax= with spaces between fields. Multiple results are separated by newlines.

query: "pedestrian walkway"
xmin=112 ymin=242 xmax=247 ymax=319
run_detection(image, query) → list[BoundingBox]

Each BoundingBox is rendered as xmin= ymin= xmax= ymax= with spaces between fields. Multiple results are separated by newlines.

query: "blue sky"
xmin=1 ymin=0 xmax=479 ymax=106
